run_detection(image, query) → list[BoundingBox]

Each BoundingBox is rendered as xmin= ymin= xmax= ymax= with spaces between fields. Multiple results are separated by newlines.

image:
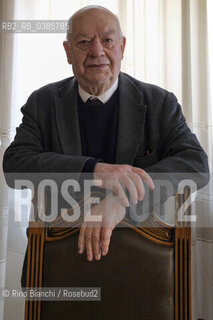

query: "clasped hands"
xmin=78 ymin=163 xmax=154 ymax=261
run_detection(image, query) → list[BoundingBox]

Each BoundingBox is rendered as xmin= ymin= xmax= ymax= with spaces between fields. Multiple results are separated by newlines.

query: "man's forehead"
xmin=73 ymin=8 xmax=115 ymax=21
xmin=74 ymin=29 xmax=116 ymax=40
xmin=71 ymin=9 xmax=118 ymax=33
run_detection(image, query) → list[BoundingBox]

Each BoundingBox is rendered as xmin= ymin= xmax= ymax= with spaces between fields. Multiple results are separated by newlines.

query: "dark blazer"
xmin=3 ymin=72 xmax=209 ymax=187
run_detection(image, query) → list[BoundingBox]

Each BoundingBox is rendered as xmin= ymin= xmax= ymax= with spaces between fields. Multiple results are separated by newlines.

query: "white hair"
xmin=66 ymin=5 xmax=123 ymax=43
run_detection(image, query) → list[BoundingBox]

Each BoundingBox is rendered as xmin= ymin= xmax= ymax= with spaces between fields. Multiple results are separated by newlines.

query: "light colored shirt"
xmin=78 ymin=78 xmax=118 ymax=104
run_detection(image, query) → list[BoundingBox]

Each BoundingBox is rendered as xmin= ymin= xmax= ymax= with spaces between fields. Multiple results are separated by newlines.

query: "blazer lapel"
xmin=54 ymin=78 xmax=82 ymax=156
xmin=116 ymin=73 xmax=147 ymax=165
xmin=53 ymin=74 xmax=147 ymax=163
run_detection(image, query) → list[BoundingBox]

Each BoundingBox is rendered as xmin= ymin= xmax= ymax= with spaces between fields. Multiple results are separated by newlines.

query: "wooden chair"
xmin=24 ymin=190 xmax=191 ymax=320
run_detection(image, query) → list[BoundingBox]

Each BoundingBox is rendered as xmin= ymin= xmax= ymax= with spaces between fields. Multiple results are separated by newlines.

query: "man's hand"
xmin=78 ymin=194 xmax=126 ymax=261
xmin=94 ymin=163 xmax=155 ymax=207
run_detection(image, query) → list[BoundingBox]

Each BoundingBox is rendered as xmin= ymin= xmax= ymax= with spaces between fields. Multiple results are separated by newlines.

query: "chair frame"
xmin=24 ymin=190 xmax=192 ymax=320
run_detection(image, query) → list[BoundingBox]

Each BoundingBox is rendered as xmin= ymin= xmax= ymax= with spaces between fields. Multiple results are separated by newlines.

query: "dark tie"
xmin=86 ymin=97 xmax=103 ymax=105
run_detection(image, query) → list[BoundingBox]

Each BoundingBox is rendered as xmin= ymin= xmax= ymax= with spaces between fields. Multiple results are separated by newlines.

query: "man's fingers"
xmin=94 ymin=163 xmax=154 ymax=206
xmin=128 ymin=172 xmax=145 ymax=201
xmin=94 ymin=163 xmax=154 ymax=192
xmin=78 ymin=224 xmax=102 ymax=261
xmin=101 ymin=227 xmax=112 ymax=256
xmin=133 ymin=167 xmax=155 ymax=190
xmin=92 ymin=227 xmax=102 ymax=260
xmin=111 ymin=182 xmax=129 ymax=207
xmin=112 ymin=173 xmax=146 ymax=205
xmin=78 ymin=223 xmax=86 ymax=254
xmin=119 ymin=175 xmax=138 ymax=204
xmin=85 ymin=226 xmax=94 ymax=261
xmin=78 ymin=194 xmax=125 ymax=261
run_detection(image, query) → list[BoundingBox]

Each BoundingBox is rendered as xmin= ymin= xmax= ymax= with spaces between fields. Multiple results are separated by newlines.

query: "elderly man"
xmin=3 ymin=5 xmax=209 ymax=266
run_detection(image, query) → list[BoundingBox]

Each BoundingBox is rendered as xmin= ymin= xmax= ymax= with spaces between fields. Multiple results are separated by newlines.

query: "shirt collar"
xmin=78 ymin=78 xmax=118 ymax=104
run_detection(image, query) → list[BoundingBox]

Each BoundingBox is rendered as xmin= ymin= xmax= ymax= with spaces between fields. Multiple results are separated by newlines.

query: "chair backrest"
xmin=24 ymin=191 xmax=191 ymax=320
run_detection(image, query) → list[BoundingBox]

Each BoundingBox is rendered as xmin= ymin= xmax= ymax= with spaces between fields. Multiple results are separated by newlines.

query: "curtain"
xmin=0 ymin=0 xmax=212 ymax=319
xmin=121 ymin=2 xmax=213 ymax=318
xmin=0 ymin=1 xmax=16 ymax=319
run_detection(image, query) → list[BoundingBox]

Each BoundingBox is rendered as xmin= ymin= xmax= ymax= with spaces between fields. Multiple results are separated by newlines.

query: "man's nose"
xmin=89 ymin=39 xmax=105 ymax=57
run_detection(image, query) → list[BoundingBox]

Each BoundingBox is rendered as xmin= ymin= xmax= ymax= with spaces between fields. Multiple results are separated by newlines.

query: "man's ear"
xmin=120 ymin=37 xmax=126 ymax=60
xmin=63 ymin=41 xmax=72 ymax=65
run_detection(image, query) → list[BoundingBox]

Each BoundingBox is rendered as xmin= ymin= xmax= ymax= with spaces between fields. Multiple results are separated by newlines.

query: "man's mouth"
xmin=86 ymin=64 xmax=109 ymax=68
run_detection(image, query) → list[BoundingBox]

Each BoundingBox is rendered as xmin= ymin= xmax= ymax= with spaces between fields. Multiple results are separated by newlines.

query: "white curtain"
xmin=122 ymin=2 xmax=213 ymax=318
xmin=0 ymin=0 xmax=212 ymax=319
xmin=0 ymin=1 xmax=17 ymax=319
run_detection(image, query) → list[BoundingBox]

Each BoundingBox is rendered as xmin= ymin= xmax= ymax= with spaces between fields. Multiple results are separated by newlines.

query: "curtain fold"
xmin=119 ymin=2 xmax=212 ymax=319
xmin=0 ymin=1 xmax=16 ymax=319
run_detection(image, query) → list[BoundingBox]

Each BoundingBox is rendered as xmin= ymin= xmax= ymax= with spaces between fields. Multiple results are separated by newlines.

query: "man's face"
xmin=63 ymin=9 xmax=126 ymax=91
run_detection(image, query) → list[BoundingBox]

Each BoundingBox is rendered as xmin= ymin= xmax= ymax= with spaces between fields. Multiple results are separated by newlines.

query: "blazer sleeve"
xmin=129 ymin=92 xmax=209 ymax=225
xmin=146 ymin=92 xmax=209 ymax=176
xmin=2 ymin=90 xmax=92 ymax=188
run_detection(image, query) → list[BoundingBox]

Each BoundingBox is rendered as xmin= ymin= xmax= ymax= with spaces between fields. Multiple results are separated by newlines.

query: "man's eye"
xmin=105 ymin=38 xmax=112 ymax=43
xmin=79 ymin=40 xmax=89 ymax=45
